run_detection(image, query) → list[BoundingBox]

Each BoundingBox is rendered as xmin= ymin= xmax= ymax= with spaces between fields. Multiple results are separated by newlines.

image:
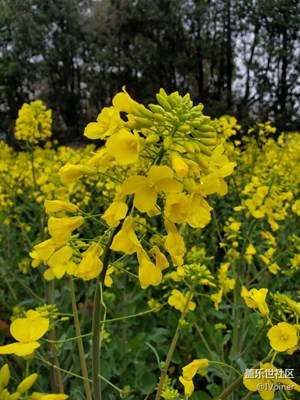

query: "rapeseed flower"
xmin=106 ymin=129 xmax=140 ymax=165
xmin=122 ymin=165 xmax=183 ymax=213
xmin=45 ymin=246 xmax=76 ymax=280
xmin=0 ymin=311 xmax=49 ymax=357
xmin=241 ymin=287 xmax=269 ymax=316
xmin=84 ymin=106 xmax=123 ymax=140
xmin=110 ymin=216 xmax=142 ymax=254
xmin=48 ymin=216 xmax=85 ymax=243
xmin=59 ymin=164 xmax=97 ymax=184
xmin=75 ymin=243 xmax=103 ymax=280
xmin=168 ymin=289 xmax=196 ymax=312
xmin=179 ymin=359 xmax=209 ymax=397
xmin=137 ymin=249 xmax=162 ymax=289
xmin=44 ymin=199 xmax=78 ymax=215
xmin=267 ymin=322 xmax=298 ymax=352
xmin=102 ymin=200 xmax=128 ymax=227
xmin=163 ymin=220 xmax=186 ymax=266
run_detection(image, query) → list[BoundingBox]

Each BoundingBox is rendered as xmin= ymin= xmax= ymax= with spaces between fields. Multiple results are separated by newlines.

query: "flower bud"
xmin=17 ymin=373 xmax=38 ymax=394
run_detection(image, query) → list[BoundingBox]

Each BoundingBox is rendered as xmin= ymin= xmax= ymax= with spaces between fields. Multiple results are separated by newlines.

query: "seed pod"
xmin=194 ymin=153 xmax=210 ymax=170
xmin=198 ymin=138 xmax=217 ymax=146
xmin=192 ymin=141 xmax=201 ymax=153
xmin=156 ymin=94 xmax=173 ymax=112
xmin=196 ymin=130 xmax=216 ymax=139
xmin=134 ymin=117 xmax=153 ymax=128
xmin=198 ymin=143 xmax=213 ymax=157
xmin=198 ymin=124 xmax=215 ymax=133
xmin=183 ymin=141 xmax=195 ymax=154
xmin=149 ymin=104 xmax=165 ymax=114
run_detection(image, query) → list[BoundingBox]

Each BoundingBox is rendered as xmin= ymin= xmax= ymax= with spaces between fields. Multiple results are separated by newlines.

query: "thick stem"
xmin=70 ymin=277 xmax=92 ymax=400
xmin=155 ymin=289 xmax=193 ymax=400
xmin=92 ymin=225 xmax=121 ymax=400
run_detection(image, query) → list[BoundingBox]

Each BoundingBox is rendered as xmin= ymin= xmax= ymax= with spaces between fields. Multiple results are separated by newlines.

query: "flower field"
xmin=0 ymin=89 xmax=299 ymax=400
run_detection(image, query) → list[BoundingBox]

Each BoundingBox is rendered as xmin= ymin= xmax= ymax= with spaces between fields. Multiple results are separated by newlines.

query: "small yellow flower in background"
xmin=168 ymin=289 xmax=196 ymax=313
xmin=245 ymin=243 xmax=256 ymax=264
xmin=147 ymin=298 xmax=162 ymax=312
xmin=75 ymin=243 xmax=103 ymax=280
xmin=106 ymin=129 xmax=140 ymax=165
xmin=14 ymin=100 xmax=52 ymax=144
xmin=267 ymin=322 xmax=298 ymax=352
xmin=0 ymin=311 xmax=49 ymax=357
xmin=292 ymin=199 xmax=300 ymax=216
xmin=59 ymin=163 xmax=97 ymax=184
xmin=48 ymin=216 xmax=85 ymax=243
xmin=44 ymin=200 xmax=78 ymax=215
xmin=241 ymin=287 xmax=269 ymax=316
xmin=110 ymin=216 xmax=142 ymax=254
xmin=137 ymin=249 xmax=162 ymax=289
xmin=122 ymin=165 xmax=183 ymax=213
xmin=243 ymin=362 xmax=300 ymax=400
xmin=210 ymin=289 xmax=223 ymax=311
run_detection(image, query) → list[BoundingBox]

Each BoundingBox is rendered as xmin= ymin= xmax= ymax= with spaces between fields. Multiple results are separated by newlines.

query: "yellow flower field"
xmin=0 ymin=92 xmax=299 ymax=399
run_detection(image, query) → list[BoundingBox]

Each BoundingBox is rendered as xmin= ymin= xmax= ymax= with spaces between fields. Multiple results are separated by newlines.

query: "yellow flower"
xmin=150 ymin=246 xmax=169 ymax=270
xmin=186 ymin=194 xmax=212 ymax=228
xmin=243 ymin=362 xmax=300 ymax=400
xmin=48 ymin=216 xmax=85 ymax=243
xmin=110 ymin=216 xmax=142 ymax=254
xmin=137 ymin=249 xmax=162 ymax=289
xmin=30 ymin=238 xmax=57 ymax=266
xmin=45 ymin=246 xmax=76 ymax=280
xmin=182 ymin=359 xmax=209 ymax=380
xmin=170 ymin=152 xmax=189 ymax=177
xmin=102 ymin=200 xmax=128 ymax=227
xmin=241 ymin=287 xmax=269 ymax=316
xmin=59 ymin=164 xmax=97 ymax=184
xmin=84 ymin=106 xmax=123 ymax=140
xmin=44 ymin=200 xmax=78 ymax=215
xmin=164 ymin=193 xmax=190 ymax=224
xmin=163 ymin=220 xmax=186 ymax=266
xmin=122 ymin=165 xmax=183 ymax=213
xmin=0 ymin=312 xmax=49 ymax=357
xmin=104 ymin=266 xmax=114 ymax=287
xmin=112 ymin=86 xmax=140 ymax=114
xmin=75 ymin=243 xmax=103 ymax=280
xmin=179 ymin=376 xmax=194 ymax=397
xmin=106 ymin=129 xmax=140 ymax=165
xmin=210 ymin=289 xmax=223 ymax=311
xmin=267 ymin=322 xmax=298 ymax=352
xmin=168 ymin=289 xmax=195 ymax=313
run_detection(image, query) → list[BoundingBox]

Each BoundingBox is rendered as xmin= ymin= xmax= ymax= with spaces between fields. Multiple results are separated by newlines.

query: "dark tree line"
xmin=0 ymin=0 xmax=299 ymax=143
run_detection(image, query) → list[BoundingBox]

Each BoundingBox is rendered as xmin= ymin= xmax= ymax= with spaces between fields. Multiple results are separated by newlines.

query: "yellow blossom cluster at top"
xmin=14 ymin=100 xmax=52 ymax=144
xmin=30 ymin=87 xmax=236 ymax=289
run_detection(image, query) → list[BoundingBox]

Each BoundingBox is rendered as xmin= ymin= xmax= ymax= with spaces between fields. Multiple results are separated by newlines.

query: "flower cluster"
xmin=14 ymin=100 xmax=52 ymax=144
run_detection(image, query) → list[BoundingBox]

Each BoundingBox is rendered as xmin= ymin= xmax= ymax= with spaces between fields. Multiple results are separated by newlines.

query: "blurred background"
xmin=0 ymin=0 xmax=299 ymax=144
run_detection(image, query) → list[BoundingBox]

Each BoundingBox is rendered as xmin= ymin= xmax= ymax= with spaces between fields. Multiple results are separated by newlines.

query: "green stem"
xmin=70 ymin=277 xmax=92 ymax=400
xmin=155 ymin=289 xmax=194 ymax=400
xmin=92 ymin=225 xmax=121 ymax=400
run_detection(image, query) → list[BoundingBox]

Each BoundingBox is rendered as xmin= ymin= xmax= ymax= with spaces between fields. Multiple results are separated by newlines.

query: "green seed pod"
xmin=195 ymin=130 xmax=216 ymax=139
xmin=17 ymin=373 xmax=38 ymax=394
xmin=198 ymin=143 xmax=213 ymax=157
xmin=194 ymin=153 xmax=210 ymax=170
xmin=149 ymin=104 xmax=165 ymax=114
xmin=192 ymin=141 xmax=201 ymax=153
xmin=163 ymin=136 xmax=173 ymax=150
xmin=198 ymin=124 xmax=215 ymax=133
xmin=156 ymin=94 xmax=173 ymax=112
xmin=135 ymin=104 xmax=153 ymax=119
xmin=183 ymin=141 xmax=195 ymax=153
xmin=134 ymin=117 xmax=153 ymax=128
xmin=154 ymin=113 xmax=166 ymax=123
xmin=198 ymin=138 xmax=217 ymax=146
xmin=189 ymin=119 xmax=204 ymax=129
